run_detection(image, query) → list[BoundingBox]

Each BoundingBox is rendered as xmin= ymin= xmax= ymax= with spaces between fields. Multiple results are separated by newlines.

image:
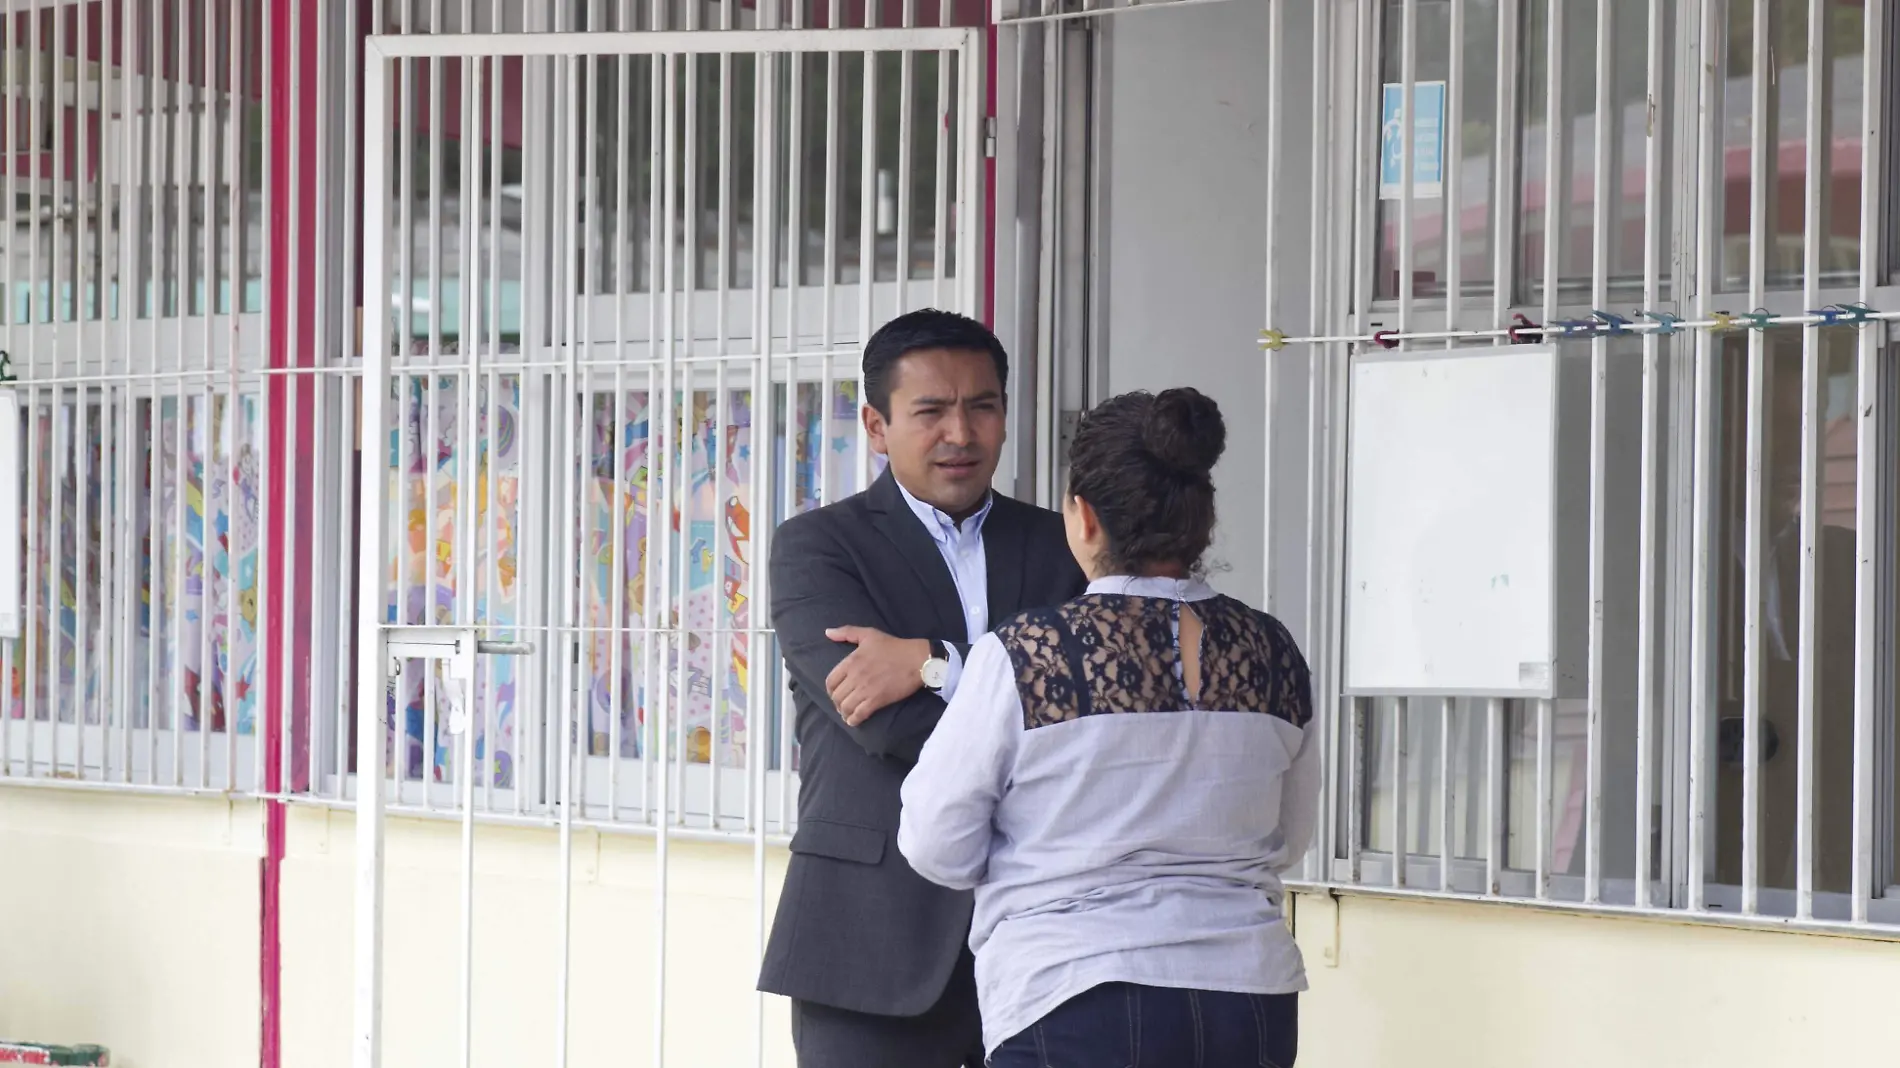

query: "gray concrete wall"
xmin=1100 ymin=1 xmax=1316 ymax=637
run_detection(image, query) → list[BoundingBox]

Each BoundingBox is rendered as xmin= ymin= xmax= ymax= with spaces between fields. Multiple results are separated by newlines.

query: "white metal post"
xmin=1850 ymin=0 xmax=1887 ymax=926
xmin=1793 ymin=0 xmax=1826 ymax=923
xmin=354 ymin=46 xmax=393 ymax=1068
xmin=1739 ymin=0 xmax=1770 ymax=918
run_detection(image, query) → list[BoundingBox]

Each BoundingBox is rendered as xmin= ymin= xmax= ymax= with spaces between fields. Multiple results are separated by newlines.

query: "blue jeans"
xmin=988 ymin=982 xmax=1298 ymax=1068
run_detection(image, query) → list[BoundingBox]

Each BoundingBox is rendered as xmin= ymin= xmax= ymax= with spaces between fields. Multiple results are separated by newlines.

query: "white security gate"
xmin=353 ymin=25 xmax=986 ymax=1068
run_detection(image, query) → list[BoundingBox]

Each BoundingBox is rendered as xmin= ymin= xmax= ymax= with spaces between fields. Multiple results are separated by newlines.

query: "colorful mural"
xmin=385 ymin=373 xmax=522 ymax=787
xmin=8 ymin=394 xmax=262 ymax=739
xmin=382 ymin=367 xmax=871 ymax=787
xmin=5 ymin=364 xmax=873 ymax=792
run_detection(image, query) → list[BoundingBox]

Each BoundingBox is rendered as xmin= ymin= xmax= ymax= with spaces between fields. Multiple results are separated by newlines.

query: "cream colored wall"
xmin=279 ymin=805 xmax=796 ymax=1068
xmin=9 ymin=787 xmax=1899 ymax=1068
xmin=0 ymin=790 xmax=798 ymax=1068
xmin=1291 ymin=890 xmax=1900 ymax=1067
xmin=0 ymin=789 xmax=264 ymax=1068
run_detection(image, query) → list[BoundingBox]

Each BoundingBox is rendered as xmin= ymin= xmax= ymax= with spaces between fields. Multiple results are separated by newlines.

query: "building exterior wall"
xmin=1295 ymin=891 xmax=1900 ymax=1067
xmin=280 ymin=810 xmax=796 ymax=1068
xmin=4 ymin=2 xmax=1898 ymax=1065
xmin=6 ymin=788 xmax=1896 ymax=1068
xmin=1 ymin=790 xmax=802 ymax=1068
xmin=0 ymin=791 xmax=263 ymax=1068
xmin=1103 ymin=0 xmax=1298 ymax=616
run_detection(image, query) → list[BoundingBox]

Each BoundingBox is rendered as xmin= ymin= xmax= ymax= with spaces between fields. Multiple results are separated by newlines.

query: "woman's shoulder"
xmin=991 ymin=595 xmax=1092 ymax=654
xmin=1195 ymin=596 xmax=1313 ymax=725
xmin=1198 ymin=594 xmax=1299 ymax=644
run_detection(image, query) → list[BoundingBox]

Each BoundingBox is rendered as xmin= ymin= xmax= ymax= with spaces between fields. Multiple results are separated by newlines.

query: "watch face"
xmin=922 ymin=658 xmax=949 ymax=690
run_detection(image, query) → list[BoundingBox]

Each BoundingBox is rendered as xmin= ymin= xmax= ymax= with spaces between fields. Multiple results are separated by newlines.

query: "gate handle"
xmin=477 ymin=640 xmax=535 ymax=656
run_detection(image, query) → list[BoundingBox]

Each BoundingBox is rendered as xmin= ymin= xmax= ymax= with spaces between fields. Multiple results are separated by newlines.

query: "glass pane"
xmin=1 ymin=1 xmax=265 ymax=324
xmin=588 ymin=54 xmax=656 ymax=296
xmin=1446 ymin=699 xmax=1489 ymax=861
xmin=1512 ymin=0 xmax=1669 ymax=301
xmin=1374 ymin=0 xmax=1504 ymax=304
xmin=1364 ymin=698 xmax=1398 ymax=854
xmin=564 ymin=46 xmax=960 ymax=301
xmin=1549 ymin=339 xmax=1661 ymax=886
xmin=1518 ymin=0 xmax=1606 ymax=302
xmin=837 ymin=51 xmax=868 ymax=284
xmin=1496 ymin=698 xmax=1605 ymax=876
xmin=1504 ymin=700 xmax=1537 ymax=870
xmin=1891 ymin=351 xmax=1900 ymax=892
xmin=1717 ymin=0 xmax=1867 ymax=290
xmin=1708 ymin=331 xmax=1862 ymax=897
xmin=388 ymin=56 xmax=523 ymax=345
xmin=1607 ymin=0 xmax=1666 ymax=291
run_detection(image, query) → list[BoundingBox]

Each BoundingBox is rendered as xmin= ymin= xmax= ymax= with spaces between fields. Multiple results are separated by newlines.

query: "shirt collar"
xmin=895 ymin=477 xmax=994 ymax=541
xmin=1086 ymin=575 xmax=1217 ymax=602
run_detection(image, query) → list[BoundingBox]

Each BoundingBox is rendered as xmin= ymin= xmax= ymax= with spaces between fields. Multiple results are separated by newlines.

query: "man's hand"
xmin=825 ymin=627 xmax=932 ymax=727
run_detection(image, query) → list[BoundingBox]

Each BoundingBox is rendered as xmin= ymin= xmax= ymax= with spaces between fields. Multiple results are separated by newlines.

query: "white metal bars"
xmin=351 ymin=26 xmax=982 ymax=833
xmin=991 ymin=0 xmax=1244 ymax=25
xmin=1280 ymin=0 xmax=1900 ymax=935
xmin=0 ymin=0 xmax=270 ymax=797
xmin=1849 ymin=0 xmax=1889 ymax=927
xmin=355 ymin=25 xmax=985 ymax=1068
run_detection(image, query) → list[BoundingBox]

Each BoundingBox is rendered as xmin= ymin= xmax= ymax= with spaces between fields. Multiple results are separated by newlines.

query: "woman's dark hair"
xmin=862 ymin=309 xmax=1010 ymax=418
xmin=1067 ymin=387 xmax=1227 ymax=575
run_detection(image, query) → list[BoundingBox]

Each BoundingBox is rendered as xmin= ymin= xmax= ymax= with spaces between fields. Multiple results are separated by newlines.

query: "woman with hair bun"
xmin=899 ymin=388 xmax=1318 ymax=1067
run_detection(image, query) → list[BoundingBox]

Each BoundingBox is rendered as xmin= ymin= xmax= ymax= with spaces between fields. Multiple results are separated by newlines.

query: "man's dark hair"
xmin=862 ymin=309 xmax=1010 ymax=418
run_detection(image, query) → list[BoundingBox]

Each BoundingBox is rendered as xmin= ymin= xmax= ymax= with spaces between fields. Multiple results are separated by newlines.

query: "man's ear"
xmin=862 ymin=403 xmax=889 ymax=455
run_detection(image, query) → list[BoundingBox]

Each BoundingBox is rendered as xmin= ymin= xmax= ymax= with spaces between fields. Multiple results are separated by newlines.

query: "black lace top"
xmin=992 ymin=592 xmax=1313 ymax=731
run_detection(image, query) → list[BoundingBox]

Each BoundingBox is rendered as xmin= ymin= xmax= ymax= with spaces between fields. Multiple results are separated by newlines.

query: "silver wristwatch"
xmin=920 ymin=638 xmax=950 ymax=692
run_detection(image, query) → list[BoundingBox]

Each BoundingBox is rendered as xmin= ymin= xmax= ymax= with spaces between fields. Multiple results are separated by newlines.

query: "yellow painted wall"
xmin=8 ymin=787 xmax=1900 ymax=1068
xmin=279 ymin=805 xmax=796 ymax=1068
xmin=1291 ymin=891 xmax=1900 ymax=1067
xmin=0 ymin=790 xmax=264 ymax=1068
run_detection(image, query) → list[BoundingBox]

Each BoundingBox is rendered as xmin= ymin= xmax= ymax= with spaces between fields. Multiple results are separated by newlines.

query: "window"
xmin=1515 ymin=0 xmax=1664 ymax=303
xmin=1374 ymin=0 xmax=1507 ymax=303
xmin=1713 ymin=0 xmax=1872 ymax=291
xmin=4 ymin=1 xmax=271 ymax=793
xmin=1373 ymin=0 xmax=1675 ymax=307
xmin=1324 ymin=0 xmax=1900 ymax=928
xmin=349 ymin=20 xmax=976 ymax=835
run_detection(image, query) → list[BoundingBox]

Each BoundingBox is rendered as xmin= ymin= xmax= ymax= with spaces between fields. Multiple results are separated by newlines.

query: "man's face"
xmin=864 ymin=347 xmax=1007 ymax=518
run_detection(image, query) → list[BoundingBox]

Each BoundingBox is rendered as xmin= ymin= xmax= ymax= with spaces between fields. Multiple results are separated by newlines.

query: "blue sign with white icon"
xmin=1380 ymin=81 xmax=1446 ymax=200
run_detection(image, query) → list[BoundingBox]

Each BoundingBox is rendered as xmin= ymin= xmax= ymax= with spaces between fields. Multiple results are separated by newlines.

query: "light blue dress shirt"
xmin=894 ymin=478 xmax=994 ymax=702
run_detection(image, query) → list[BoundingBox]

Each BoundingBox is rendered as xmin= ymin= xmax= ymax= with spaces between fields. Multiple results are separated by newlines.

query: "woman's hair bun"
xmin=1139 ymin=387 xmax=1226 ymax=477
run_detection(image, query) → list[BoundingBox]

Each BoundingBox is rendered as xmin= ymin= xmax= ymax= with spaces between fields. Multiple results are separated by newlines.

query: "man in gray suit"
xmin=759 ymin=310 xmax=1087 ymax=1067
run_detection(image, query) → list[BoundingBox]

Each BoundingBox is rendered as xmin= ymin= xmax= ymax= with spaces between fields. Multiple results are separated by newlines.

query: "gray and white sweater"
xmin=898 ymin=575 xmax=1320 ymax=1055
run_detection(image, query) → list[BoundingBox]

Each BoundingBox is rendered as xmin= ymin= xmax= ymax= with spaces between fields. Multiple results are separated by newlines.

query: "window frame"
xmin=1300 ymin=0 xmax=1900 ymax=934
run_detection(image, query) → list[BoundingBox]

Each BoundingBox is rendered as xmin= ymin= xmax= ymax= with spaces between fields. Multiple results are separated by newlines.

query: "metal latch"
xmin=382 ymin=627 xmax=534 ymax=735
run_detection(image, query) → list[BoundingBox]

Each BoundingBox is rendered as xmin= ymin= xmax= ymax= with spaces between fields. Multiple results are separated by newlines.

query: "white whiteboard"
xmin=0 ymin=389 xmax=18 ymax=639
xmin=1343 ymin=347 xmax=1567 ymax=697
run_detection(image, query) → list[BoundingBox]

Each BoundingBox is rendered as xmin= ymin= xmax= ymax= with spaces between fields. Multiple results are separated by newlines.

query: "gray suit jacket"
xmin=758 ymin=470 xmax=1087 ymax=1016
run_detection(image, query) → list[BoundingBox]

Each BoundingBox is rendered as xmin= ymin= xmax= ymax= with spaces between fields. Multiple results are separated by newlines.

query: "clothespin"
xmin=1737 ymin=308 xmax=1775 ymax=331
xmin=1591 ymin=310 xmax=1633 ymax=337
xmin=1810 ymin=306 xmax=1848 ymax=326
xmin=1709 ymin=311 xmax=1739 ymax=333
xmin=1259 ymin=328 xmax=1289 ymax=351
xmin=1640 ymin=311 xmax=1682 ymax=336
xmin=1507 ymin=314 xmax=1542 ymax=344
xmin=1551 ymin=318 xmax=1598 ymax=339
xmin=0 ymin=350 xmax=13 ymax=383
xmin=1835 ymin=302 xmax=1875 ymax=327
xmin=1370 ymin=330 xmax=1401 ymax=350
